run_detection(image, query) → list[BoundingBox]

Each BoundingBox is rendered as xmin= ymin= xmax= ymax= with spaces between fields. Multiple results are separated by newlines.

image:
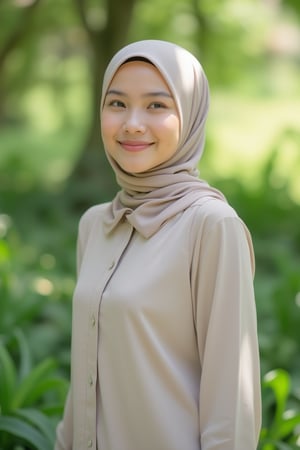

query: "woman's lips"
xmin=118 ymin=140 xmax=153 ymax=152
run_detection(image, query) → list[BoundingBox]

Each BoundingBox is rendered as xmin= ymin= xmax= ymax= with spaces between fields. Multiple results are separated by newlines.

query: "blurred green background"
xmin=0 ymin=0 xmax=300 ymax=448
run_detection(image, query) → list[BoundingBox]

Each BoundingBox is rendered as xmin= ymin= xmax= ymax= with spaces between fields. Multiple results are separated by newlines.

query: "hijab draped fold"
xmin=101 ymin=40 xmax=226 ymax=238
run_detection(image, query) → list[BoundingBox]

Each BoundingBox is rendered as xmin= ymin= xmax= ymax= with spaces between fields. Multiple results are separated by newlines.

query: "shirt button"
xmin=88 ymin=375 xmax=93 ymax=386
xmin=108 ymin=261 xmax=115 ymax=270
xmin=90 ymin=314 xmax=96 ymax=327
xmin=87 ymin=439 xmax=93 ymax=448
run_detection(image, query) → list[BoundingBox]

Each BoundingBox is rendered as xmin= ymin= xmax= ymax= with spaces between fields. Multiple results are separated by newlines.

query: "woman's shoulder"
xmin=186 ymin=198 xmax=254 ymax=263
xmin=188 ymin=198 xmax=239 ymax=226
xmin=79 ymin=202 xmax=111 ymax=230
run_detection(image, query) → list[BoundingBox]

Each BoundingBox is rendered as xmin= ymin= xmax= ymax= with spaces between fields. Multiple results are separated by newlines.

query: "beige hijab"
xmin=101 ymin=40 xmax=226 ymax=238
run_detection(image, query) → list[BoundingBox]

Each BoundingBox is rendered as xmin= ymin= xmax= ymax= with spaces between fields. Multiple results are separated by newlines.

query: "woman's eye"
xmin=108 ymin=100 xmax=125 ymax=108
xmin=149 ymin=102 xmax=166 ymax=110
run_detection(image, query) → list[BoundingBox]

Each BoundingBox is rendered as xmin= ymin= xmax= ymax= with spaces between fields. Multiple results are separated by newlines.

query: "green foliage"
xmin=0 ymin=416 xmax=51 ymax=450
xmin=0 ymin=215 xmax=74 ymax=370
xmin=0 ymin=330 xmax=68 ymax=449
xmin=259 ymin=369 xmax=300 ymax=449
xmin=282 ymin=0 xmax=300 ymax=18
xmin=209 ymin=129 xmax=300 ymax=379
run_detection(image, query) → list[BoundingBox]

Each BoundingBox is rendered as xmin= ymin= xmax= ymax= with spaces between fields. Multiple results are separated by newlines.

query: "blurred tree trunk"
xmin=0 ymin=0 xmax=41 ymax=123
xmin=68 ymin=0 xmax=136 ymax=210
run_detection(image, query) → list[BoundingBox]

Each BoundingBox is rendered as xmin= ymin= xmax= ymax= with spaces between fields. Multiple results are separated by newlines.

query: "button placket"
xmin=82 ymin=223 xmax=134 ymax=449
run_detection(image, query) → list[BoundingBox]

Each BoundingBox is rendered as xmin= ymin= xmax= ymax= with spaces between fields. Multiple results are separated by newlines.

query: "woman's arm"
xmin=192 ymin=215 xmax=261 ymax=450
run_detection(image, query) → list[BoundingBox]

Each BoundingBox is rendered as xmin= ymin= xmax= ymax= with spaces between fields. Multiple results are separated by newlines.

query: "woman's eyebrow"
xmin=106 ymin=89 xmax=126 ymax=96
xmin=106 ymin=89 xmax=172 ymax=98
xmin=143 ymin=91 xmax=172 ymax=98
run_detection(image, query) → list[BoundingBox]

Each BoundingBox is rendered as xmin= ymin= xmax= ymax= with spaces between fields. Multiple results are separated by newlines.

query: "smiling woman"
xmin=55 ymin=40 xmax=261 ymax=450
xmin=101 ymin=60 xmax=180 ymax=174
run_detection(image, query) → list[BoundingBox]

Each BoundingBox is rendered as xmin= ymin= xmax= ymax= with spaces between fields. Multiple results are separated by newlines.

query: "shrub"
xmin=0 ymin=329 xmax=68 ymax=450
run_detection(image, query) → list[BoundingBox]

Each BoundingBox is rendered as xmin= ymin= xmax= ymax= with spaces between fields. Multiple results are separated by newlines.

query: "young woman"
xmin=55 ymin=40 xmax=261 ymax=450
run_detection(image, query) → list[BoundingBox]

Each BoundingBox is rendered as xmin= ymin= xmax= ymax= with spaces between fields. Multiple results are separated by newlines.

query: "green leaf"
xmin=15 ymin=408 xmax=56 ymax=446
xmin=0 ymin=416 xmax=52 ymax=450
xmin=276 ymin=411 xmax=300 ymax=439
xmin=21 ymin=376 xmax=69 ymax=406
xmin=41 ymin=402 xmax=66 ymax=416
xmin=258 ymin=441 xmax=276 ymax=450
xmin=263 ymin=369 xmax=291 ymax=435
xmin=13 ymin=328 xmax=32 ymax=380
xmin=0 ymin=239 xmax=11 ymax=265
xmin=11 ymin=358 xmax=57 ymax=410
xmin=0 ymin=340 xmax=16 ymax=413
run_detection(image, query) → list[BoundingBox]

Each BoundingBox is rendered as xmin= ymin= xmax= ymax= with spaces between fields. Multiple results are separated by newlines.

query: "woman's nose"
xmin=123 ymin=109 xmax=146 ymax=134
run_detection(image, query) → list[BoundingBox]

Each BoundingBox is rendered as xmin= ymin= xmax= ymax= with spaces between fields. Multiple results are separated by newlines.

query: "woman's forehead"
xmin=108 ymin=60 xmax=170 ymax=91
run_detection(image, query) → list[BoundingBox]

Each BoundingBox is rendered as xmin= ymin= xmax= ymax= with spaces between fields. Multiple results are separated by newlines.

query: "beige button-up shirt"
xmin=55 ymin=199 xmax=261 ymax=450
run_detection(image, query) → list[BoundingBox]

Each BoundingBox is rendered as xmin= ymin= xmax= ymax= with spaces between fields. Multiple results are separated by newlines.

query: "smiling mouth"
xmin=118 ymin=140 xmax=154 ymax=152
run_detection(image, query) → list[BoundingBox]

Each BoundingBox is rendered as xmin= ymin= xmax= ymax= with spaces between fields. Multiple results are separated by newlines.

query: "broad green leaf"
xmin=0 ymin=340 xmax=16 ymax=412
xmin=21 ymin=377 xmax=69 ymax=406
xmin=15 ymin=408 xmax=56 ymax=445
xmin=0 ymin=416 xmax=52 ymax=450
xmin=263 ymin=369 xmax=290 ymax=433
xmin=276 ymin=412 xmax=300 ymax=439
xmin=11 ymin=358 xmax=57 ymax=409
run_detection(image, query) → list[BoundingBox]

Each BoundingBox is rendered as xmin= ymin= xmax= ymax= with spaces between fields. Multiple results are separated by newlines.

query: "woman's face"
xmin=101 ymin=60 xmax=180 ymax=174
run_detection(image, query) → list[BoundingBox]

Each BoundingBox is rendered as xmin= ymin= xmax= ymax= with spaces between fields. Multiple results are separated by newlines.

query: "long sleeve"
xmin=191 ymin=214 xmax=261 ymax=449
